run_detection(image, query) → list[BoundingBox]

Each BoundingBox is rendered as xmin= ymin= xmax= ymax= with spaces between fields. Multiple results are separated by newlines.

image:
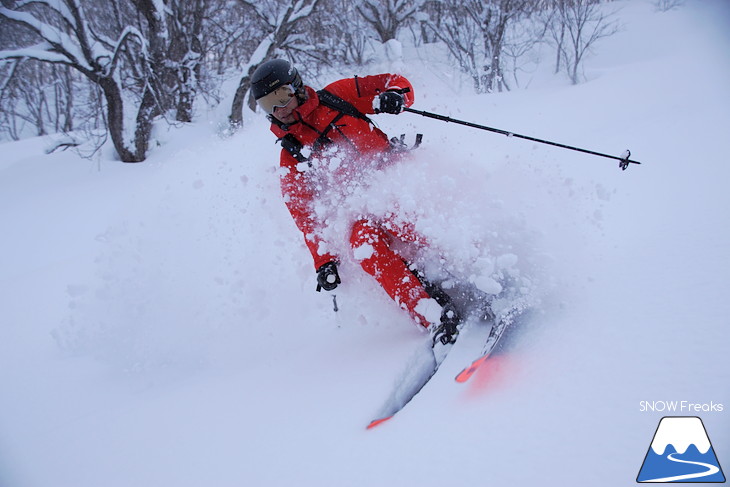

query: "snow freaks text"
xmin=639 ymin=401 xmax=724 ymax=413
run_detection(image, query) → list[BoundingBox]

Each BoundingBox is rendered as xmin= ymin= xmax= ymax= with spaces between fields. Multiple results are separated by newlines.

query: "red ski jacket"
xmin=269 ymin=74 xmax=415 ymax=269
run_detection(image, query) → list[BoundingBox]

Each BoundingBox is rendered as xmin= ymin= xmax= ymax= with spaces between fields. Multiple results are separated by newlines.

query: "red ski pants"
xmin=350 ymin=218 xmax=433 ymax=328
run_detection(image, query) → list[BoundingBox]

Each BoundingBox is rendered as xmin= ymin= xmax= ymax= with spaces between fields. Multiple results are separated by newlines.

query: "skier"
xmin=251 ymin=59 xmax=461 ymax=344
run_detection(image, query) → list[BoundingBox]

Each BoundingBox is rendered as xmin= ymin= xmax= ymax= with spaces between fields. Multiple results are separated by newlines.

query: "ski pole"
xmin=403 ymin=107 xmax=641 ymax=170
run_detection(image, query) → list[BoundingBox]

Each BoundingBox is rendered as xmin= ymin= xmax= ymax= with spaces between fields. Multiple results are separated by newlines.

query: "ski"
xmin=454 ymin=305 xmax=524 ymax=383
xmin=367 ymin=335 xmax=454 ymax=429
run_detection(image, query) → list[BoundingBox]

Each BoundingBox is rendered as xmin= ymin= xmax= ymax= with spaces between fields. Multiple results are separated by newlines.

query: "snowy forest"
xmin=0 ymin=0 xmax=649 ymax=161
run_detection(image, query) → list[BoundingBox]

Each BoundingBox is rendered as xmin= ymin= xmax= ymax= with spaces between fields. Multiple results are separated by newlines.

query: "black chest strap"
xmin=277 ymin=88 xmax=376 ymax=165
xmin=316 ymin=89 xmax=374 ymax=126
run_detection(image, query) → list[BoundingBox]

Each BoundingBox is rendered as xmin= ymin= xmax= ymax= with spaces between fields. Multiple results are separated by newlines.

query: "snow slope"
xmin=1 ymin=1 xmax=728 ymax=486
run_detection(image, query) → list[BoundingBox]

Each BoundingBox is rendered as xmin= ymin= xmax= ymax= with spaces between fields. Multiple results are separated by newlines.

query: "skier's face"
xmin=272 ymin=95 xmax=299 ymax=124
xmin=258 ymin=84 xmax=299 ymax=124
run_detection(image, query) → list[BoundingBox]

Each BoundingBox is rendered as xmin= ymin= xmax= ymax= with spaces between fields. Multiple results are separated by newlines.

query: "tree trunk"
xmin=169 ymin=0 xmax=205 ymax=123
xmin=99 ymin=76 xmax=139 ymax=162
xmin=555 ymin=23 xmax=564 ymax=74
xmin=176 ymin=67 xmax=194 ymax=122
xmin=229 ymin=74 xmax=249 ymax=129
xmin=229 ymin=63 xmax=258 ymax=129
xmin=134 ymin=87 xmax=157 ymax=160
xmin=62 ymin=68 xmax=74 ymax=133
xmin=99 ymin=76 xmax=158 ymax=163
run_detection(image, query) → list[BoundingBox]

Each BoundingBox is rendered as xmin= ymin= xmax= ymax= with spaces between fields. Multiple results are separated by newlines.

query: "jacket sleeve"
xmin=326 ymin=74 xmax=415 ymax=116
xmin=279 ymin=150 xmax=337 ymax=270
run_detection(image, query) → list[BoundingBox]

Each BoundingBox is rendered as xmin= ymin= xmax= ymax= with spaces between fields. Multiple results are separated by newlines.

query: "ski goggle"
xmin=257 ymin=84 xmax=296 ymax=114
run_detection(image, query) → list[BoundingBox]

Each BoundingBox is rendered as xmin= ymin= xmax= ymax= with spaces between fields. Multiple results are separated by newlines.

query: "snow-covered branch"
xmin=0 ymin=43 xmax=70 ymax=64
xmin=0 ymin=5 xmax=92 ymax=71
xmin=14 ymin=0 xmax=77 ymax=30
xmin=289 ymin=0 xmax=319 ymax=23
xmin=107 ymin=26 xmax=148 ymax=77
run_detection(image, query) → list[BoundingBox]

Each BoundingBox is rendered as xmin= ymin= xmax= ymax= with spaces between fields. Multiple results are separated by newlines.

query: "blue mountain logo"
xmin=637 ymin=416 xmax=725 ymax=483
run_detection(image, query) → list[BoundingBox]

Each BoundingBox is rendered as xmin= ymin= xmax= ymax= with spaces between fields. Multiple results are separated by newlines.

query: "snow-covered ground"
xmin=1 ymin=1 xmax=729 ymax=486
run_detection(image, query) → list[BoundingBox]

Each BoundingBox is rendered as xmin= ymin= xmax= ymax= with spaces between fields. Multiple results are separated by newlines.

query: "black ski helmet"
xmin=251 ymin=59 xmax=304 ymax=100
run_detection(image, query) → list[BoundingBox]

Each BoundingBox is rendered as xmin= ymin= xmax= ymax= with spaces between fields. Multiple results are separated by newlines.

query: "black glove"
xmin=316 ymin=261 xmax=341 ymax=292
xmin=375 ymin=91 xmax=405 ymax=114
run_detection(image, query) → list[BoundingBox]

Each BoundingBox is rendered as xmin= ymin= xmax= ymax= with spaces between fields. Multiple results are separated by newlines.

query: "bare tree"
xmin=163 ymin=0 xmax=206 ymax=122
xmin=417 ymin=0 xmax=446 ymax=44
xmin=128 ymin=0 xmax=208 ymax=124
xmin=0 ymin=1 xmax=150 ymax=160
xmin=425 ymin=0 xmax=480 ymax=89
xmin=201 ymin=1 xmax=260 ymax=76
xmin=356 ymin=0 xmax=421 ymax=43
xmin=501 ymin=13 xmax=547 ymax=89
xmin=552 ymin=0 xmax=621 ymax=84
xmin=0 ymin=0 xmax=213 ymax=160
xmin=2 ymin=61 xmax=47 ymax=137
xmin=228 ymin=0 xmax=321 ymax=129
xmin=654 ymin=0 xmax=683 ymax=12
xmin=306 ymin=0 xmax=375 ymax=67
xmin=426 ymin=0 xmax=531 ymax=93
xmin=478 ymin=0 xmax=532 ymax=92
xmin=0 ymin=7 xmax=77 ymax=140
xmin=540 ymin=3 xmax=566 ymax=74
xmin=129 ymin=0 xmax=206 ymax=123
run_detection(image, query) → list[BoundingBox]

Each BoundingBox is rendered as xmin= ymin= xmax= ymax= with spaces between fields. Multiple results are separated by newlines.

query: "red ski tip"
xmin=455 ymin=355 xmax=489 ymax=383
xmin=455 ymin=366 xmax=477 ymax=383
xmin=367 ymin=416 xmax=394 ymax=430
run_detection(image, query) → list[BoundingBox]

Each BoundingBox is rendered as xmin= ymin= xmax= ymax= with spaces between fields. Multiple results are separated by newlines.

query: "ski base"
xmin=366 ymin=336 xmax=453 ymax=429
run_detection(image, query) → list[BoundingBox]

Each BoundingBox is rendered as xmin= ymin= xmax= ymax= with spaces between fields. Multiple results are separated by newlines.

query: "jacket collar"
xmin=296 ymin=86 xmax=319 ymax=119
